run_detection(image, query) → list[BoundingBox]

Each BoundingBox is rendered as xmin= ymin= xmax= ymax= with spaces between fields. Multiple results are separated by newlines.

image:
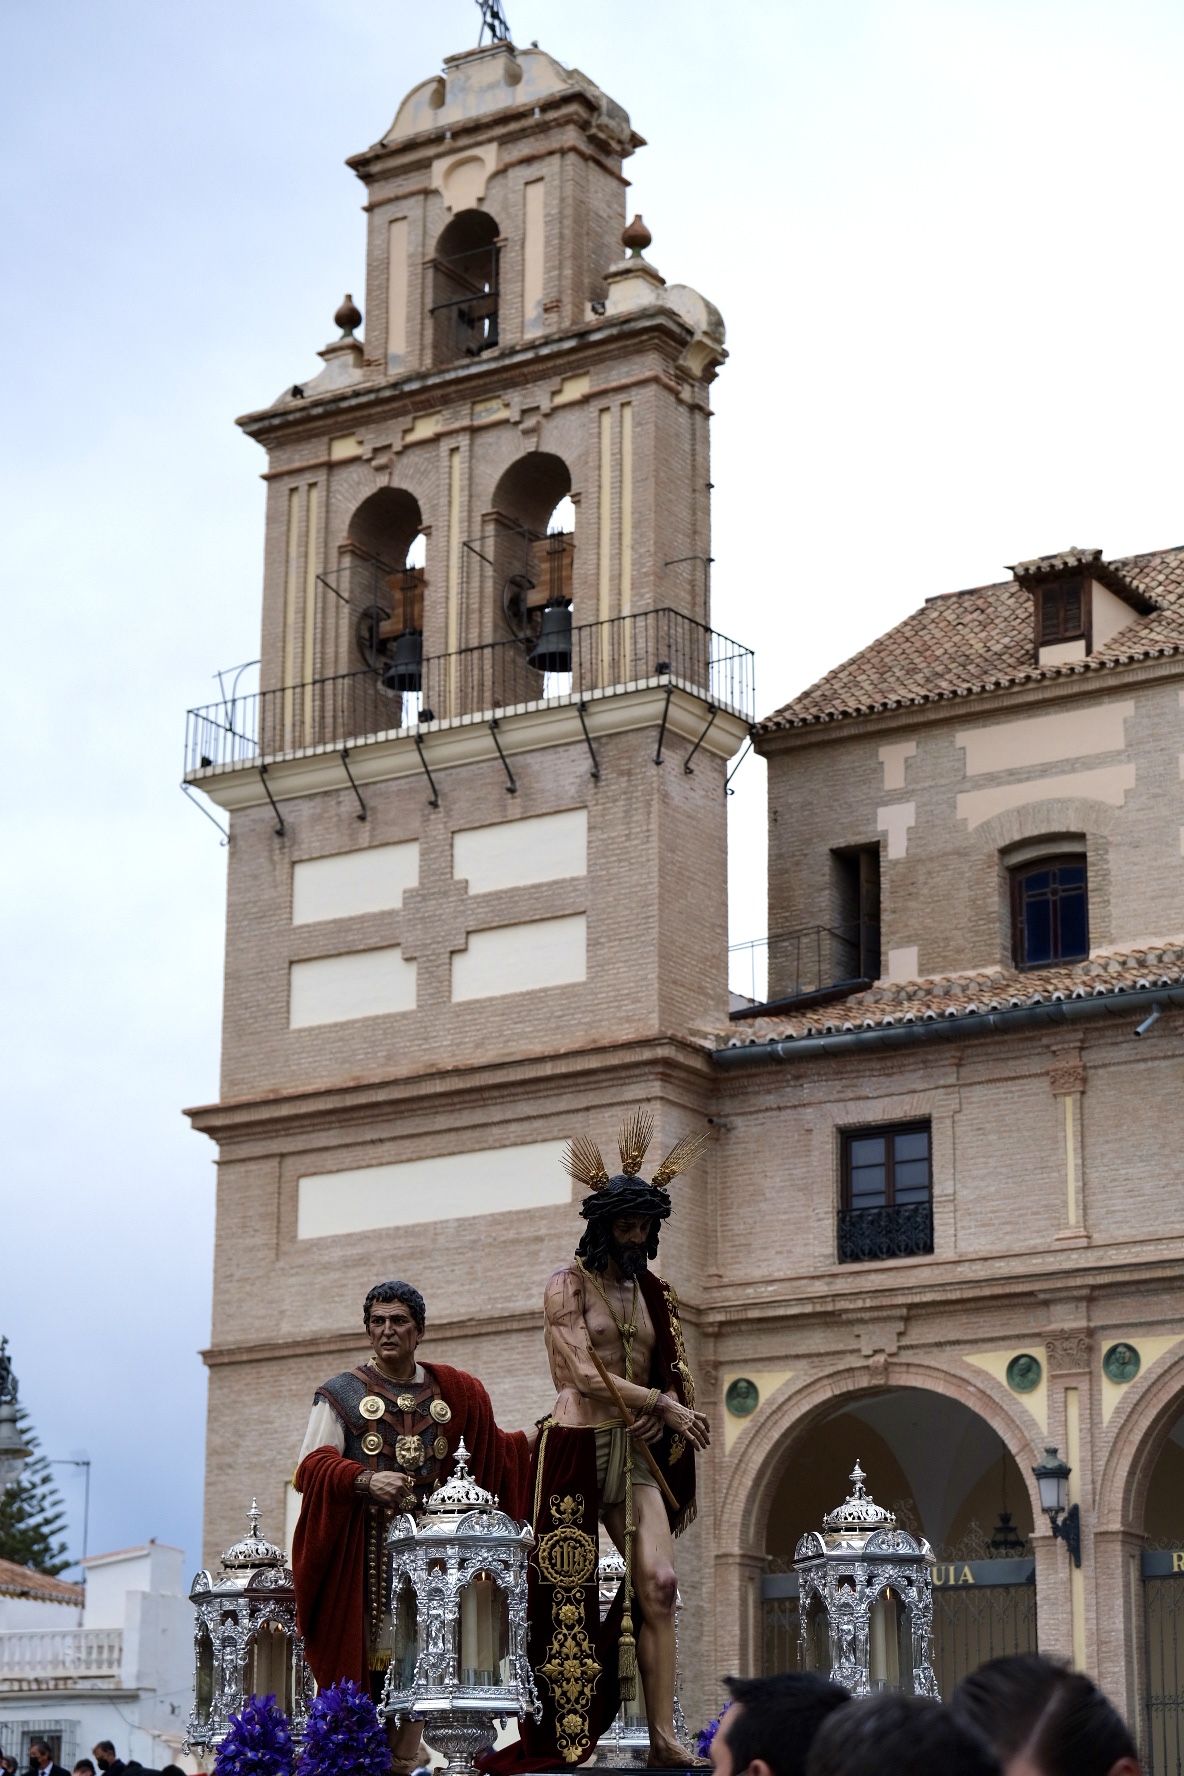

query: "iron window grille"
xmin=1010 ymin=856 xmax=1089 ymax=969
xmin=838 ymin=1122 xmax=933 ymax=1264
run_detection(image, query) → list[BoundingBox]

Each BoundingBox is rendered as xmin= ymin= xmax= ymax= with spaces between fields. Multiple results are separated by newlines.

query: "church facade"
xmin=187 ymin=28 xmax=1184 ymax=1763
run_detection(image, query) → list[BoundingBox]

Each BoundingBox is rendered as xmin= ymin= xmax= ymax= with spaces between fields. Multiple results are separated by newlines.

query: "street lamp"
xmin=48 ymin=1458 xmax=92 ymax=1569
xmin=1031 ymin=1446 xmax=1081 ymax=1567
xmin=0 ymin=1338 xmax=32 ymax=1494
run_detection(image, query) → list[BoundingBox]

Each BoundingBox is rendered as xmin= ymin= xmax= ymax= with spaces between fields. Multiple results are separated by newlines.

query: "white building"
xmin=0 ymin=1544 xmax=194 ymax=1771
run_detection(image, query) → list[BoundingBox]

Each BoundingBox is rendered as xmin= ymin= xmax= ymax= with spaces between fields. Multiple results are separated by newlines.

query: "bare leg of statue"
xmin=604 ymin=1485 xmax=694 ymax=1765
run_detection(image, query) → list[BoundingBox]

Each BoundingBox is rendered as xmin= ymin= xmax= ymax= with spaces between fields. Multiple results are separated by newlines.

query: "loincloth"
xmin=595 ymin=1421 xmax=657 ymax=1512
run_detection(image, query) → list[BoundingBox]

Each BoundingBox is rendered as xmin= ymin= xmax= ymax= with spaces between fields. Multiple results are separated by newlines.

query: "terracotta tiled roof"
xmin=758 ymin=546 xmax=1184 ymax=732
xmin=0 ymin=1555 xmax=83 ymax=1604
xmin=714 ymin=940 xmax=1184 ymax=1049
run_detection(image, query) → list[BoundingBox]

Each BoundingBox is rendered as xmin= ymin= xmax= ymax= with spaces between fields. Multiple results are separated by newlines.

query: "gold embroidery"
xmin=536 ymin=1493 xmax=601 ymax=1763
xmin=664 ymin=1288 xmax=695 ymax=1404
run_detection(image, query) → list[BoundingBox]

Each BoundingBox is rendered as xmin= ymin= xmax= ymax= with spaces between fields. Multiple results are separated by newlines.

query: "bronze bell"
xmin=527 ymin=598 xmax=573 ymax=673
xmin=381 ymin=629 xmax=423 ymax=693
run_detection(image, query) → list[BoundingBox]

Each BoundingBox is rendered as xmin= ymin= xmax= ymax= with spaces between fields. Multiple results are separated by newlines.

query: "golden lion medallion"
xmin=395 ymin=1433 xmax=425 ymax=1468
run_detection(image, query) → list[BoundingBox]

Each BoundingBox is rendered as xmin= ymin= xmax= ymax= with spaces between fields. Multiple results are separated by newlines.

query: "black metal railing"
xmin=184 ymin=607 xmax=754 ymax=778
xmin=837 ymin=1201 xmax=934 ymax=1265
xmin=729 ymin=920 xmax=880 ymax=1008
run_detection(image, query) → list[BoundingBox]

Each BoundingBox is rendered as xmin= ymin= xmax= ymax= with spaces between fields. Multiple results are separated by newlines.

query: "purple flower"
xmin=297 ymin=1679 xmax=389 ymax=1776
xmin=215 ymin=1695 xmax=294 ymax=1776
xmin=696 ymin=1700 xmax=731 ymax=1759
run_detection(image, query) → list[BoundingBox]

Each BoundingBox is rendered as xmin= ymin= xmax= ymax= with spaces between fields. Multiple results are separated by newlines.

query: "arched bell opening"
xmin=762 ymin=1386 xmax=1035 ymax=1698
xmin=431 ymin=209 xmax=500 ymax=364
xmin=343 ymin=487 xmax=428 ymax=708
xmin=483 ymin=452 xmax=576 ymax=696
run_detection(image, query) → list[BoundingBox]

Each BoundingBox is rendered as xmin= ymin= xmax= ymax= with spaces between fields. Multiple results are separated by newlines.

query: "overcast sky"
xmin=2 ymin=0 xmax=1181 ymax=1584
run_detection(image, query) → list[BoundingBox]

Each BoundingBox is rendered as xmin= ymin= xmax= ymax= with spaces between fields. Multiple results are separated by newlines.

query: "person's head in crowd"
xmin=952 ymin=1654 xmax=1140 ymax=1776
xmin=159 ymin=1766 xmax=185 ymax=1775
xmin=27 ymin=1743 xmax=55 ymax=1773
xmin=806 ymin=1693 xmax=1001 ymax=1776
xmin=711 ymin=1673 xmax=851 ymax=1776
xmin=73 ymin=1762 xmax=96 ymax=1776
xmin=91 ymin=1749 xmax=118 ymax=1774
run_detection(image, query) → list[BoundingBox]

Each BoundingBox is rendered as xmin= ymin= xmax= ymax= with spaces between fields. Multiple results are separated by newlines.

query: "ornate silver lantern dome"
xmin=186 ymin=1498 xmax=313 ymax=1751
xmin=794 ymin=1461 xmax=938 ymax=1699
xmin=380 ymin=1439 xmax=540 ymax=1776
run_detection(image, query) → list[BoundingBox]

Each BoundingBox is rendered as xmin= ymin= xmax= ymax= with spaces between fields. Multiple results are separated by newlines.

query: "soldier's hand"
xmin=369 ymin=1470 xmax=415 ymax=1507
xmin=629 ymin=1410 xmax=664 ymax=1445
xmin=658 ymin=1392 xmax=710 ymax=1449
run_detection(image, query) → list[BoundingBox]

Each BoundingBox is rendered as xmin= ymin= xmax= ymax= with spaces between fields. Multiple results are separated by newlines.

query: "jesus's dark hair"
xmin=575 ymin=1216 xmax=660 ymax=1273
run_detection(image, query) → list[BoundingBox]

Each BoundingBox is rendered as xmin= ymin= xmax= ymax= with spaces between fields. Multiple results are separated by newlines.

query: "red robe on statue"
xmin=292 ymin=1361 xmax=533 ymax=1691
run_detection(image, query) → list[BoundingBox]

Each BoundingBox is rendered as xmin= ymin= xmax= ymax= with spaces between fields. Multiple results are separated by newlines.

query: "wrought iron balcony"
xmin=837 ymin=1201 xmax=934 ymax=1265
xmin=729 ymin=920 xmax=881 ymax=1010
xmin=184 ymin=606 xmax=753 ymax=778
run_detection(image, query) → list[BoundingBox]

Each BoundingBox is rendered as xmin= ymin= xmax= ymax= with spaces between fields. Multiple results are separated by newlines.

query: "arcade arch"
xmin=721 ymin=1372 xmax=1039 ymax=1699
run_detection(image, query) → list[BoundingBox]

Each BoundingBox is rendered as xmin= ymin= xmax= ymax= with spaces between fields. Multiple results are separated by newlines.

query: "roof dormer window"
xmin=1037 ymin=576 xmax=1086 ymax=649
xmin=1011 ymin=546 xmax=1157 ymax=668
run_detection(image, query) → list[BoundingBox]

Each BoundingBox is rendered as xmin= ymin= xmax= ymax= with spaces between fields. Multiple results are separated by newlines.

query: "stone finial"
xmin=622 ymin=215 xmax=652 ymax=257
xmin=335 ymin=293 xmax=363 ymax=338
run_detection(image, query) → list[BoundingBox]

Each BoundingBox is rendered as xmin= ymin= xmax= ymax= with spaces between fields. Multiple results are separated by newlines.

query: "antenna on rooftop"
xmin=476 ymin=0 xmax=512 ymax=45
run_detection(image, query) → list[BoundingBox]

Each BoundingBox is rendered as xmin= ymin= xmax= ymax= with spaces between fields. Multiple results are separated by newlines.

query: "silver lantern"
xmin=592 ymin=1546 xmax=687 ymax=1765
xmin=794 ymin=1461 xmax=938 ymax=1700
xmin=380 ymin=1439 xmax=540 ymax=1776
xmin=186 ymin=1499 xmax=313 ymax=1751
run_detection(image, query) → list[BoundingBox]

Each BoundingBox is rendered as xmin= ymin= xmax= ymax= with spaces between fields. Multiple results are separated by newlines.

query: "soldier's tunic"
xmin=292 ymin=1360 xmax=532 ymax=1695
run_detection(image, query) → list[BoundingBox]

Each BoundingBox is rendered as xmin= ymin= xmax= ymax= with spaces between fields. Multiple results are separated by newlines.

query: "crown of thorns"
xmin=565 ymin=1108 xmax=709 ymax=1220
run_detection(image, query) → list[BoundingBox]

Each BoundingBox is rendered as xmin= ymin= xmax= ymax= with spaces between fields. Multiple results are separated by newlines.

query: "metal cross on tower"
xmin=476 ymin=0 xmax=512 ymax=45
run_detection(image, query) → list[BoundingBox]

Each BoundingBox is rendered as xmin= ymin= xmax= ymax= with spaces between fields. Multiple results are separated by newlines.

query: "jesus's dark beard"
xmin=609 ymin=1239 xmax=649 ymax=1280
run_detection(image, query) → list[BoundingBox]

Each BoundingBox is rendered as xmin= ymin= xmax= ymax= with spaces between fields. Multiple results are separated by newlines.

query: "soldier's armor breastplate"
xmin=316 ymin=1364 xmax=451 ymax=1496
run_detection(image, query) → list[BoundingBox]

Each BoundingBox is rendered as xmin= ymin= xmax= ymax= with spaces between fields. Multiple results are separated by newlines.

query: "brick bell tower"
xmin=186 ymin=27 xmax=750 ymax=1656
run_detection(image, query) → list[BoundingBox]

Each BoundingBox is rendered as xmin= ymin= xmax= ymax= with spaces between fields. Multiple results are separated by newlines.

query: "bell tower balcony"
xmin=183 ymin=607 xmax=752 ymax=805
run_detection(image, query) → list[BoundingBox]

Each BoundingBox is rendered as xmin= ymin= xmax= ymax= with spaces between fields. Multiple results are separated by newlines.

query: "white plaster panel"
xmin=887 ymin=946 xmax=919 ymax=982
xmin=955 ymin=764 xmax=1136 ymax=831
xmin=1091 ymin=580 xmax=1139 ymax=648
xmin=522 ymin=178 xmax=545 ymax=335
xmin=453 ymin=809 xmax=587 ymax=893
xmin=879 ymin=741 xmax=916 ymax=791
xmin=289 ymin=946 xmax=416 ymax=1027
xmin=957 ymin=700 xmax=1133 ymax=777
xmin=1037 ymin=638 xmax=1087 ymax=666
xmin=292 ymin=841 xmax=419 ymax=924
xmin=297 ymin=1139 xmax=570 ymax=1239
xmin=451 ymin=914 xmax=586 ymax=1002
xmin=877 ymin=802 xmax=916 ymax=859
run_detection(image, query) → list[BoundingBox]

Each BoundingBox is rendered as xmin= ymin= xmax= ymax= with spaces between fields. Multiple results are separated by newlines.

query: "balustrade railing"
xmin=836 ymin=1201 xmax=934 ymax=1264
xmin=0 ymin=1627 xmax=123 ymax=1682
xmin=185 ymin=606 xmax=753 ymax=777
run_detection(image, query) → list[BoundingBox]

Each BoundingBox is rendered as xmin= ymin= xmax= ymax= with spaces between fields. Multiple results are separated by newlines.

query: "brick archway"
xmin=1096 ymin=1349 xmax=1184 ymax=1535
xmin=709 ymin=1357 xmax=1048 ymax=1681
xmin=717 ymin=1357 xmax=1044 ymax=1556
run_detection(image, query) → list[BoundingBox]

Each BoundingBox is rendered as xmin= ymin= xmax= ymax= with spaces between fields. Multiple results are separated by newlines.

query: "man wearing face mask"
xmin=292 ymin=1279 xmax=538 ymax=1773
xmin=27 ymin=1742 xmax=68 ymax=1776
xmin=89 ymin=1749 xmax=124 ymax=1776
